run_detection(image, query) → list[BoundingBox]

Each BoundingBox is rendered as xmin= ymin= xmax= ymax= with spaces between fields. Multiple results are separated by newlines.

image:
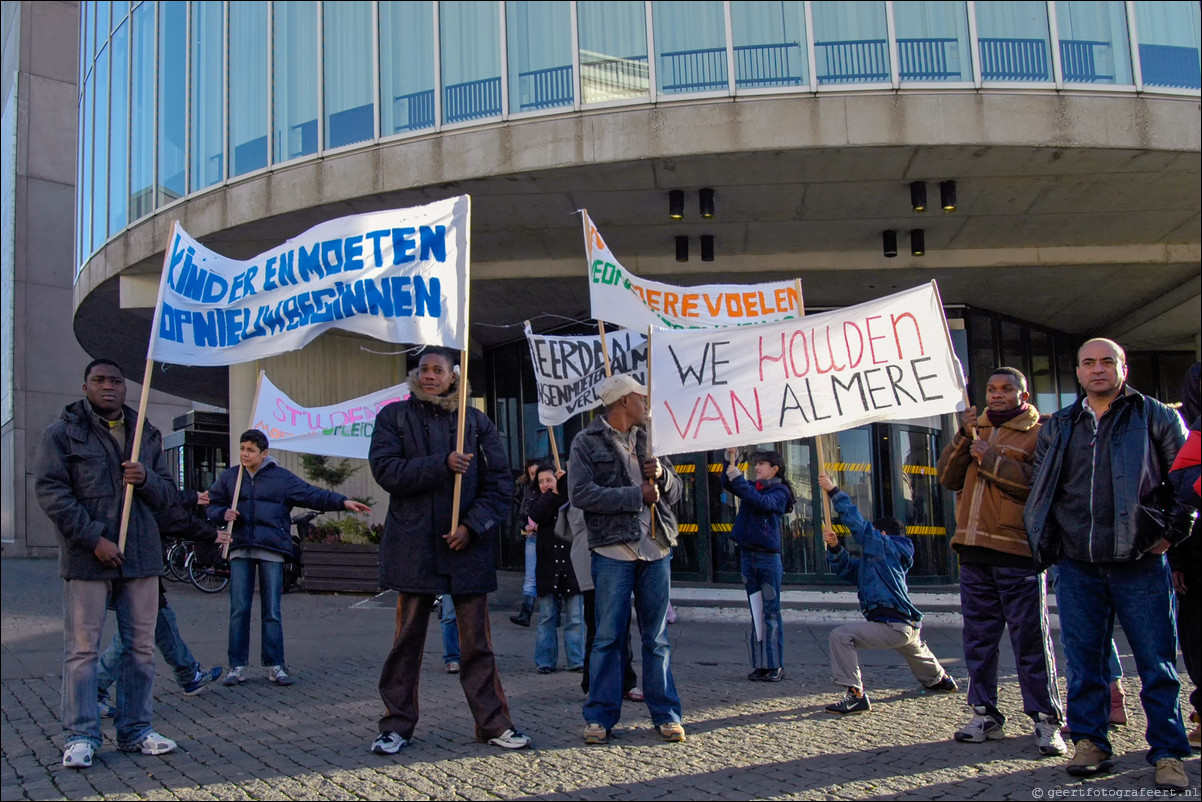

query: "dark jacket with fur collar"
xmin=369 ymin=369 xmax=511 ymax=594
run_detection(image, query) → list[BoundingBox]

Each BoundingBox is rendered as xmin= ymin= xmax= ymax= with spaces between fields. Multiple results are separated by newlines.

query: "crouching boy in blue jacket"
xmin=819 ymin=473 xmax=957 ymax=714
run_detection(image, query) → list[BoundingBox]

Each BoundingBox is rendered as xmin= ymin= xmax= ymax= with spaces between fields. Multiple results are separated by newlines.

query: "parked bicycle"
xmin=186 ymin=540 xmax=230 ymax=594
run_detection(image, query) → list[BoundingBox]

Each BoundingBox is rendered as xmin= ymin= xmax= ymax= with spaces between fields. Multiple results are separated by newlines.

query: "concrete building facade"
xmin=10 ymin=1 xmax=1202 ymax=579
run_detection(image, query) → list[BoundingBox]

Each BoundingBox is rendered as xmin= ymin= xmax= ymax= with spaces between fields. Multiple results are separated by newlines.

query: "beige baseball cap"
xmin=598 ymin=374 xmax=648 ymax=405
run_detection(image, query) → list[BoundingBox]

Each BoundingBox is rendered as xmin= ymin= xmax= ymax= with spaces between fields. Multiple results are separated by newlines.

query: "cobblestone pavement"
xmin=3 ymin=559 xmax=1198 ymax=800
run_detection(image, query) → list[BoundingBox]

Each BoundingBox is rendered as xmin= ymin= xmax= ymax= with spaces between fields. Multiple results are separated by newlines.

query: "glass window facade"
xmin=1134 ymin=1 xmax=1202 ymax=90
xmin=811 ymin=1 xmax=890 ymax=85
xmin=975 ymin=0 xmax=1053 ymax=82
xmin=441 ymin=1 xmax=503 ymax=124
xmin=380 ymin=1 xmax=435 ymax=134
xmin=507 ymin=1 xmax=574 ymax=113
xmin=324 ymin=1 xmax=375 ymax=148
xmin=75 ymin=0 xmax=1202 ymax=272
xmin=893 ymin=1 xmax=972 ymax=82
xmin=190 ymin=1 xmax=224 ymax=190
xmin=653 ymin=1 xmax=728 ymax=95
xmin=1056 ymin=1 xmax=1134 ymax=84
xmin=730 ymin=1 xmax=808 ymax=89
xmin=274 ymin=1 xmax=319 ymax=162
xmin=577 ymin=1 xmax=648 ymax=104
xmin=229 ymin=1 xmax=269 ymax=176
xmin=157 ymin=0 xmax=187 ymax=205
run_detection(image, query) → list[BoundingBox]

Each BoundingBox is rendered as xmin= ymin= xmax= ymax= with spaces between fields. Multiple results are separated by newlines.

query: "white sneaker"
xmin=488 ymin=729 xmax=531 ymax=749
xmin=63 ymin=742 xmax=94 ymax=769
xmin=267 ymin=665 xmax=294 ymax=686
xmin=954 ymin=707 xmax=1005 ymax=742
xmin=371 ymin=731 xmax=408 ymax=755
xmin=1035 ymin=720 xmax=1067 ymax=756
xmin=121 ymin=731 xmax=176 ymax=756
xmin=223 ymin=665 xmax=247 ymax=686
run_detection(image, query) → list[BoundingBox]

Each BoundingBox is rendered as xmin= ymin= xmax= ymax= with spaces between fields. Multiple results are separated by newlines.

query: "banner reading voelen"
xmin=251 ymin=373 xmax=409 ymax=459
xmin=149 ymin=196 xmax=470 ymax=366
xmin=648 ymin=282 xmax=964 ymax=456
xmin=525 ymin=324 xmax=647 ymax=426
xmin=583 ymin=210 xmax=801 ymax=330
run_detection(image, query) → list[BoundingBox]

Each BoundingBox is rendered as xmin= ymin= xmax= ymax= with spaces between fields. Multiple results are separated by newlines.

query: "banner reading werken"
xmin=648 ymin=282 xmax=964 ymax=456
xmin=583 ymin=210 xmax=802 ymax=330
xmin=149 ymin=196 xmax=470 ymax=366
xmin=251 ymin=373 xmax=409 ymax=460
xmin=526 ymin=324 xmax=647 ymax=426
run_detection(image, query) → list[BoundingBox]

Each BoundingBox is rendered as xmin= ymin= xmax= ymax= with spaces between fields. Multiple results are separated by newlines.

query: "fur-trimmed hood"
xmin=406 ymin=367 xmax=471 ymax=412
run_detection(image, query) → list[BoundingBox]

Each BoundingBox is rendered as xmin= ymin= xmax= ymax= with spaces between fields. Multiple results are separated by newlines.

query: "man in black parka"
xmin=368 ymin=347 xmax=530 ymax=754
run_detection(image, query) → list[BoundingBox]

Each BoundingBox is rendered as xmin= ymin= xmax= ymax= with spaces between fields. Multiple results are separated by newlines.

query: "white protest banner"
xmin=583 ymin=209 xmax=802 ymax=330
xmin=525 ymin=324 xmax=647 ymax=426
xmin=250 ymin=373 xmax=409 ymax=459
xmin=648 ymin=282 xmax=965 ymax=456
xmin=149 ymin=195 xmax=470 ymax=366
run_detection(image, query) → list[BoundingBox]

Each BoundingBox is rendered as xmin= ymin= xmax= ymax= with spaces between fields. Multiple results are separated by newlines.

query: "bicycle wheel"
xmin=166 ymin=541 xmax=192 ymax=582
xmin=187 ymin=553 xmax=230 ymax=593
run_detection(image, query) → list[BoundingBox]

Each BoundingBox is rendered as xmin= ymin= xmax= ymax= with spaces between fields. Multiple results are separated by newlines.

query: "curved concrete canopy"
xmin=74 ymin=91 xmax=1201 ymax=404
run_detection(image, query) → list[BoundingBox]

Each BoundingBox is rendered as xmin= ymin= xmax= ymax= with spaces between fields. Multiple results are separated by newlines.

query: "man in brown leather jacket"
xmin=938 ymin=367 xmax=1064 ymax=757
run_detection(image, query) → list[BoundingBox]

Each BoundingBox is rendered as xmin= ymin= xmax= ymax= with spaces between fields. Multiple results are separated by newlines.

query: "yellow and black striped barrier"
xmin=902 ymin=465 xmax=939 ymax=476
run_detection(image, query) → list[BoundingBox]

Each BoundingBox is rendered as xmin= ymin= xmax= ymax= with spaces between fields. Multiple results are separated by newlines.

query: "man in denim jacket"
xmin=570 ymin=374 xmax=685 ymax=745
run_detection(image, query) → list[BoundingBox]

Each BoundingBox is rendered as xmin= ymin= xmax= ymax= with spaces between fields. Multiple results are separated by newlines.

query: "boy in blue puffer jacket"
xmin=723 ymin=448 xmax=794 ymax=682
xmin=818 ymin=473 xmax=957 ymax=714
xmin=210 ymin=430 xmax=370 ymax=686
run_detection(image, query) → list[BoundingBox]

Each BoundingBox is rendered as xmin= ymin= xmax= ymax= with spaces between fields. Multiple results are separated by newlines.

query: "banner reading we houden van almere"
xmin=583 ymin=210 xmax=802 ymax=330
xmin=149 ymin=196 xmax=470 ymax=366
xmin=648 ymin=282 xmax=964 ymax=456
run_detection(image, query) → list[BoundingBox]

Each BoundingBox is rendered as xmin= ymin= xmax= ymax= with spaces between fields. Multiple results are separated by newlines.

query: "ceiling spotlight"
xmin=911 ymin=229 xmax=925 ymax=257
xmin=910 ymin=181 xmax=927 ymax=213
xmin=701 ymin=235 xmax=714 ymax=262
xmin=699 ymin=188 xmax=715 ymax=219
xmin=675 ymin=235 xmax=689 ymax=262
xmin=883 ymin=230 xmax=898 ymax=258
xmin=940 ymin=180 xmax=957 ymax=212
xmin=669 ymin=189 xmax=684 ymax=220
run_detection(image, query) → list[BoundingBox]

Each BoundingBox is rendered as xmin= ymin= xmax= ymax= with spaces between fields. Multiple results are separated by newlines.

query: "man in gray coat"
xmin=35 ymin=359 xmax=179 ymax=769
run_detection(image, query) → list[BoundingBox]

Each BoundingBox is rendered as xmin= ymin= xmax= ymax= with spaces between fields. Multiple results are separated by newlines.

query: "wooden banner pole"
xmin=548 ymin=429 xmax=562 ymax=473
xmin=221 ymin=368 xmax=264 ymax=559
xmin=116 ymin=357 xmax=156 ymax=554
xmin=598 ymin=321 xmax=613 ymax=377
xmin=450 ymin=349 xmax=470 ymax=534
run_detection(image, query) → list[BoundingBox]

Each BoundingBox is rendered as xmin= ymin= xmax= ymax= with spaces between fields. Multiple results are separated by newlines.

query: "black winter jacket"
xmin=1025 ymin=386 xmax=1190 ymax=570
xmin=531 ymin=484 xmax=579 ymax=597
xmin=209 ymin=458 xmax=348 ymax=557
xmin=369 ymin=370 xmax=511 ymax=594
xmin=35 ymin=400 xmax=176 ymax=580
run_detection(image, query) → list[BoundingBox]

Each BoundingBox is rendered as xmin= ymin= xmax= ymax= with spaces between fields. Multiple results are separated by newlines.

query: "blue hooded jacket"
xmin=824 ymin=488 xmax=923 ymax=624
xmin=721 ymin=470 xmax=794 ymax=552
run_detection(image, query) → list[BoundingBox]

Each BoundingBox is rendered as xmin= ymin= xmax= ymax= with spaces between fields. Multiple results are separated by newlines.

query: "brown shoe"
xmin=656 ymin=722 xmax=686 ymax=743
xmin=1154 ymin=758 xmax=1188 ymax=792
xmin=1188 ymin=711 xmax=1200 ymax=751
xmin=1066 ymin=739 xmax=1114 ymax=777
xmin=1109 ymin=681 xmax=1127 ymax=726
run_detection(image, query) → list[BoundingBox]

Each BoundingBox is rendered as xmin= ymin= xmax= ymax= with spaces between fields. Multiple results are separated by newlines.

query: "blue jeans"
xmin=740 ymin=550 xmax=784 ymax=670
xmin=1056 ymin=556 xmax=1190 ymax=763
xmin=440 ymin=595 xmax=460 ymax=664
xmin=62 ymin=576 xmax=158 ymax=750
xmin=1049 ymin=563 xmax=1122 ymax=685
xmin=98 ymin=602 xmax=200 ymax=699
xmin=522 ymin=535 xmax=537 ymax=597
xmin=228 ymin=557 xmax=285 ymax=667
xmin=535 ymin=593 xmax=584 ymax=669
xmin=583 ymin=553 xmax=681 ymax=729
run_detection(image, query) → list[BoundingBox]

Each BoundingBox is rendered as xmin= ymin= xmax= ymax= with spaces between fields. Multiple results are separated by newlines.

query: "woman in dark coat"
xmin=367 ymin=347 xmax=529 ymax=754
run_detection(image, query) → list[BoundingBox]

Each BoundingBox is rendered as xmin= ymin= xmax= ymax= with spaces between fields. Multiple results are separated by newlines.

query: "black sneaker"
xmin=826 ymin=690 xmax=871 ymax=715
xmin=926 ymin=674 xmax=958 ymax=693
xmin=747 ymin=668 xmax=771 ymax=681
xmin=762 ymin=668 xmax=784 ymax=682
xmin=371 ymin=731 xmax=408 ymax=755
